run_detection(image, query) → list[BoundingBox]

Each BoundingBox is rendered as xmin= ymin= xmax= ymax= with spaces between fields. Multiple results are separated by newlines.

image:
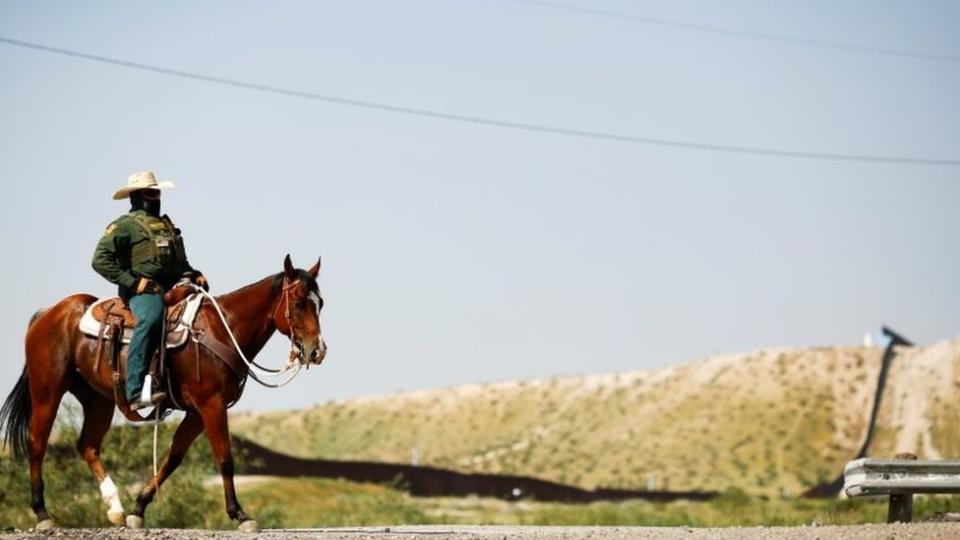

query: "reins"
xmin=187 ymin=282 xmax=303 ymax=389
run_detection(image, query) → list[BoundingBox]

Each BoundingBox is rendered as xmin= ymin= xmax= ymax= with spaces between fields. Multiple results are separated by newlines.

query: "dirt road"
xmin=4 ymin=524 xmax=960 ymax=539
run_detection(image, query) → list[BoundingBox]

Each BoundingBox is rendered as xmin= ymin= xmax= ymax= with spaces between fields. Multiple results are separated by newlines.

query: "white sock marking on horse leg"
xmin=100 ymin=476 xmax=125 ymax=517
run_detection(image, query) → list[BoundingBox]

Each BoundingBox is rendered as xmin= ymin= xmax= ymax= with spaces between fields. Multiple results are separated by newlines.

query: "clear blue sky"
xmin=1 ymin=0 xmax=958 ymax=412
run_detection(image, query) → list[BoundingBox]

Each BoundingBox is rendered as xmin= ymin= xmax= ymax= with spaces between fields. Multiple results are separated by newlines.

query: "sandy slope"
xmin=232 ymin=340 xmax=960 ymax=495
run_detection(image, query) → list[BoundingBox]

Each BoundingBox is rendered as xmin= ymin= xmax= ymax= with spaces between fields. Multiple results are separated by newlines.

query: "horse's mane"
xmin=218 ymin=271 xmax=320 ymax=301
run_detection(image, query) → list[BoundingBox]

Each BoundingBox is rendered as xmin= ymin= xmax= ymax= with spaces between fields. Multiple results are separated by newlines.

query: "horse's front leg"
xmin=127 ymin=412 xmax=204 ymax=529
xmin=198 ymin=398 xmax=258 ymax=532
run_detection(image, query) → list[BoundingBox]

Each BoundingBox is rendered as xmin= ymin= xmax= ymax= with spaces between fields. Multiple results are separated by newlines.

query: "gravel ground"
xmin=3 ymin=525 xmax=960 ymax=540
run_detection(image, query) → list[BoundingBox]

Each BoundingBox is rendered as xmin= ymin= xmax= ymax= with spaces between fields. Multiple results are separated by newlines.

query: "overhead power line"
xmin=1 ymin=36 xmax=957 ymax=167
xmin=498 ymin=0 xmax=960 ymax=65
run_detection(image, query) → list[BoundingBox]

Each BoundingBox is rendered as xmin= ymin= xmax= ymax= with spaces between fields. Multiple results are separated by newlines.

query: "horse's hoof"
xmin=107 ymin=509 xmax=126 ymax=526
xmin=126 ymin=515 xmax=145 ymax=529
xmin=35 ymin=519 xmax=57 ymax=530
xmin=238 ymin=519 xmax=260 ymax=533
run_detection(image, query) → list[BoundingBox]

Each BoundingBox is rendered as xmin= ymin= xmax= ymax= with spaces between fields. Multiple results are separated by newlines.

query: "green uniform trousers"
xmin=127 ymin=293 xmax=164 ymax=401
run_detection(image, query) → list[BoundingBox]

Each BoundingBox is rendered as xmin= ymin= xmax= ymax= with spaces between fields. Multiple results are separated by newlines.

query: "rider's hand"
xmin=194 ymin=273 xmax=210 ymax=292
xmin=135 ymin=277 xmax=163 ymax=295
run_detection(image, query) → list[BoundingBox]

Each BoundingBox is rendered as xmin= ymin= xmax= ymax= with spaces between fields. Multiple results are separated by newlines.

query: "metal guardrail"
xmin=844 ymin=457 xmax=960 ymax=522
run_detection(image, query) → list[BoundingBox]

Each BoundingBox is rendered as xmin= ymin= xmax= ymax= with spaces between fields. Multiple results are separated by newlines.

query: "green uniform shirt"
xmin=92 ymin=210 xmax=194 ymax=296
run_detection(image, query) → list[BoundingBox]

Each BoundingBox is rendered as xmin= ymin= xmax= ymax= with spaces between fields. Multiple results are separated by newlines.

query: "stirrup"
xmin=130 ymin=392 xmax=167 ymax=411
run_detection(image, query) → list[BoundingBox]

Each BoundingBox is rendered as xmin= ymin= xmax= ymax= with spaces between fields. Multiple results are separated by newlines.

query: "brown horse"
xmin=0 ymin=255 xmax=325 ymax=531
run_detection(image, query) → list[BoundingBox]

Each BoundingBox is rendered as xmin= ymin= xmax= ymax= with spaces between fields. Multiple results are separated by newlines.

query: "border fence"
xmin=234 ymin=437 xmax=717 ymax=503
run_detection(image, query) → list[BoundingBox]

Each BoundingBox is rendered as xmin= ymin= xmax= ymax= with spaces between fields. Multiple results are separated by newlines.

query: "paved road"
xmin=4 ymin=525 xmax=960 ymax=539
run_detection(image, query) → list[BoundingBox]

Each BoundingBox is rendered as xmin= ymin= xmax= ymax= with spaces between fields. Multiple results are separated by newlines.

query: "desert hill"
xmin=231 ymin=340 xmax=960 ymax=496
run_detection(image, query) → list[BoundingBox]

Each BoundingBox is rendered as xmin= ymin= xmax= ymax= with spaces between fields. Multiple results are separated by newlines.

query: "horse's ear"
xmin=283 ymin=254 xmax=296 ymax=280
xmin=308 ymin=257 xmax=321 ymax=279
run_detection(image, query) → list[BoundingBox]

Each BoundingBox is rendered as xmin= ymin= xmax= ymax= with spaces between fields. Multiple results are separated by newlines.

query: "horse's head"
xmin=275 ymin=254 xmax=327 ymax=366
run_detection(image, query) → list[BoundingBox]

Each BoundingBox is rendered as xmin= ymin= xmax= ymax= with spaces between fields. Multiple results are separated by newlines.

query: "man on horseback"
xmin=91 ymin=171 xmax=209 ymax=410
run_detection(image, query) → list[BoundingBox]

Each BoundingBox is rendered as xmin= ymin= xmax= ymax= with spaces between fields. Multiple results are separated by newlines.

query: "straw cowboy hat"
xmin=112 ymin=170 xmax=176 ymax=200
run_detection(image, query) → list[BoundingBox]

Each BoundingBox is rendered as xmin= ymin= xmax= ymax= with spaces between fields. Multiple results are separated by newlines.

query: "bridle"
xmin=188 ymin=279 xmax=308 ymax=388
xmin=273 ymin=276 xmax=318 ymax=366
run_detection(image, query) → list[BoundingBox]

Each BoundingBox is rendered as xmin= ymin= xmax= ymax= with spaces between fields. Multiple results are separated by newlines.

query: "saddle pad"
xmin=79 ymin=294 xmax=204 ymax=349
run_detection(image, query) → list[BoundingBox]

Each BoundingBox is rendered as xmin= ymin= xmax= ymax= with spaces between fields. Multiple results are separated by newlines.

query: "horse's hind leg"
xmin=26 ymin=358 xmax=71 ymax=528
xmin=12 ymin=297 xmax=92 ymax=529
xmin=71 ymin=380 xmax=124 ymax=525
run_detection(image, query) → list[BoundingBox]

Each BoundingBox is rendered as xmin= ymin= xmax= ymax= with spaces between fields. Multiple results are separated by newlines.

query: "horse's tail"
xmin=0 ymin=310 xmax=44 ymax=460
xmin=1 ymin=370 xmax=31 ymax=460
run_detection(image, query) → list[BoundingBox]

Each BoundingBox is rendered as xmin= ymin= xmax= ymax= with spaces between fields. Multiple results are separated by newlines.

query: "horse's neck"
xmin=214 ymin=274 xmax=282 ymax=359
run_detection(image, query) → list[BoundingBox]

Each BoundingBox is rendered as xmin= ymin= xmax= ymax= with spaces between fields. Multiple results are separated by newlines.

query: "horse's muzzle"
xmin=296 ymin=338 xmax=326 ymax=366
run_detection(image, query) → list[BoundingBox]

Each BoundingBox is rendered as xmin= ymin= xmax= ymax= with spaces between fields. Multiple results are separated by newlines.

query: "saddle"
xmin=79 ymin=290 xmax=204 ymax=348
xmin=79 ymin=286 xmax=205 ymax=422
xmin=89 ymin=297 xmax=186 ymax=330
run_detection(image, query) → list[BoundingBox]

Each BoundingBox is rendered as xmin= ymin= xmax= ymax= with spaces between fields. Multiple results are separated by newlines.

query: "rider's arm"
xmin=91 ymin=220 xmax=138 ymax=290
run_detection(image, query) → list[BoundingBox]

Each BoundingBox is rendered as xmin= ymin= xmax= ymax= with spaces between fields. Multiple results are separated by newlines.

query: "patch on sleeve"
xmin=104 ymin=223 xmax=118 ymax=235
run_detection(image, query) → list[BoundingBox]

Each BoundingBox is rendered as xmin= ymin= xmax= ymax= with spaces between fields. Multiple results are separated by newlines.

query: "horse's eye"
xmin=295 ymin=301 xmax=305 ymax=310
